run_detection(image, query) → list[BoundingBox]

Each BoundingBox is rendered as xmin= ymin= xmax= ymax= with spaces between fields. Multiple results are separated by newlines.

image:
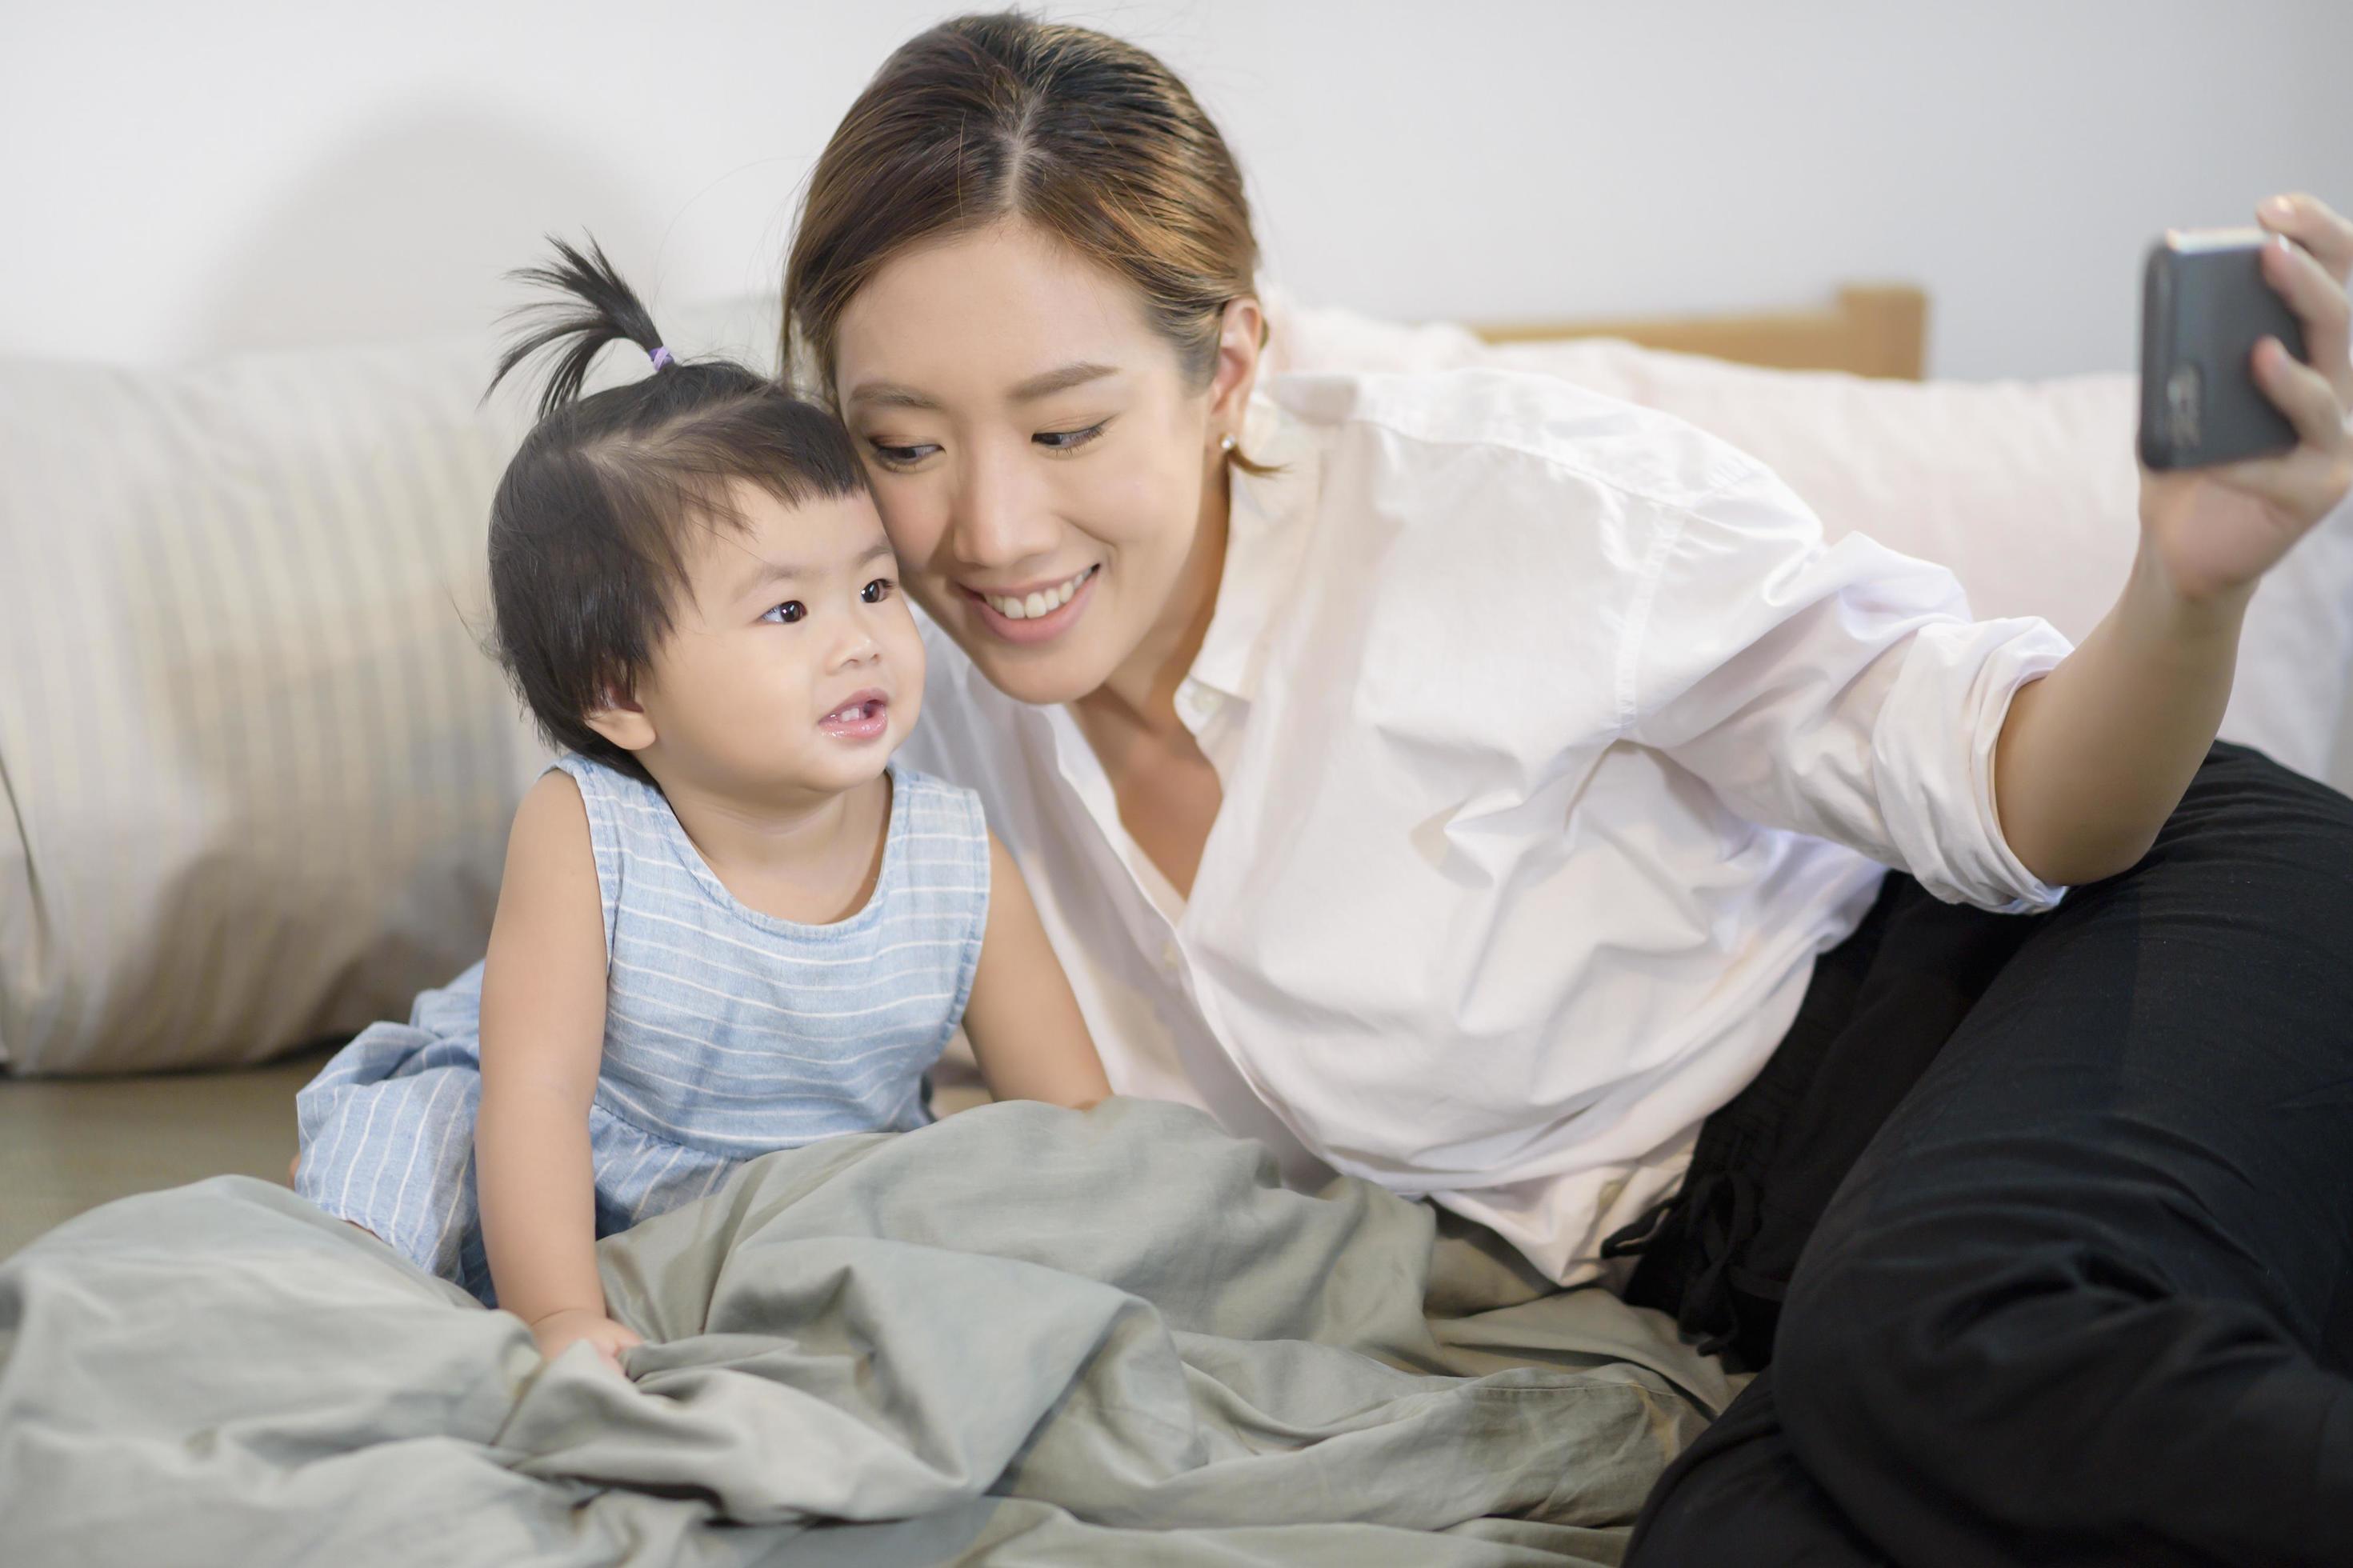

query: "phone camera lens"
xmin=2166 ymin=365 xmax=2203 ymax=452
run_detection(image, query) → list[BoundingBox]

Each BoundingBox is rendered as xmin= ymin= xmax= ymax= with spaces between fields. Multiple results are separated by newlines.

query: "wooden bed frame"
xmin=1474 ymin=283 xmax=1929 ymax=381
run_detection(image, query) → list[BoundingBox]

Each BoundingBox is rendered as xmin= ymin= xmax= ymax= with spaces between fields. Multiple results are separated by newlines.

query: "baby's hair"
xmin=483 ymin=236 xmax=867 ymax=784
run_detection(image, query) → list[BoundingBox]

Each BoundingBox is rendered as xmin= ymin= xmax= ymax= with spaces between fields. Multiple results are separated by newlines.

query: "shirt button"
xmin=1161 ymin=940 xmax=1181 ymax=971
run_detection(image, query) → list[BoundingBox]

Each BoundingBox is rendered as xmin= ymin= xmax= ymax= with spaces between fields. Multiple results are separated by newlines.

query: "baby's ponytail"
xmin=488 ymin=235 xmax=675 ymax=420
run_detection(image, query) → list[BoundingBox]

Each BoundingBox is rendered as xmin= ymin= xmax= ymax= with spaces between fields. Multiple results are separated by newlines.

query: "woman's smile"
xmin=961 ymin=563 xmax=1102 ymax=644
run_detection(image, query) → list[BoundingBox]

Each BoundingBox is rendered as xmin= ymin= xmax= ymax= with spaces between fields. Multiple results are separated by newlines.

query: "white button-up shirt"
xmin=902 ymin=368 xmax=2071 ymax=1284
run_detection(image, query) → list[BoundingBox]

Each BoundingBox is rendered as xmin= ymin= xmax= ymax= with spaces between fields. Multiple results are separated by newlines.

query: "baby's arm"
xmin=475 ymin=771 xmax=641 ymax=1371
xmin=961 ymin=832 xmax=1113 ymax=1110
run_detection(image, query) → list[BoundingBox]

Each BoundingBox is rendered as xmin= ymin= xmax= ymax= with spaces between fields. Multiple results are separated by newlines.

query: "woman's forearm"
xmin=474 ymin=1083 xmax=606 ymax=1327
xmin=1993 ymin=546 xmax=2254 ymax=888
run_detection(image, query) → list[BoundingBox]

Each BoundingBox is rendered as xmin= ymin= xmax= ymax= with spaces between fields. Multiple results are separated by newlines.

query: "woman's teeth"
xmin=982 ymin=566 xmax=1093 ymax=621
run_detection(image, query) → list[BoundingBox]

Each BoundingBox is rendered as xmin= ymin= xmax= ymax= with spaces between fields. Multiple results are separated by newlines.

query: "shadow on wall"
xmin=181 ymin=101 xmax=667 ymax=359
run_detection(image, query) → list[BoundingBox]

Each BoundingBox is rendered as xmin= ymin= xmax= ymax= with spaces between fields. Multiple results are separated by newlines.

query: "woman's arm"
xmin=960 ymin=832 xmax=1113 ymax=1110
xmin=475 ymin=771 xmax=638 ymax=1368
xmin=1995 ymin=194 xmax=2353 ymax=886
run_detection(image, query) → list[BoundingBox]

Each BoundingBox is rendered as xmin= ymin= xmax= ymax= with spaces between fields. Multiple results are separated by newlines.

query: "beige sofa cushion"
xmin=0 ymin=300 xmax=786 ymax=1076
xmin=0 ymin=343 xmax=542 ymax=1073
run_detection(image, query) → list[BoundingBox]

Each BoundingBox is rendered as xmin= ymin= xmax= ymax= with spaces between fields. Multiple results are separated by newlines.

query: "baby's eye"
xmin=861 ymin=578 xmax=894 ymax=604
xmin=1034 ymin=421 xmax=1107 ymax=453
xmin=761 ymin=600 xmax=806 ymax=625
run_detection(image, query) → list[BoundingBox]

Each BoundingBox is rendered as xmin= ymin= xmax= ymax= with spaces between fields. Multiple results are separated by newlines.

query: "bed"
xmin=6 ymin=279 xmax=2352 ymax=1564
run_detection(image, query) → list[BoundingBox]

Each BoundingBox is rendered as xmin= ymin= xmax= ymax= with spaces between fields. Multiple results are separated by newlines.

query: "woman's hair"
xmin=783 ymin=11 xmax=1263 ymax=404
xmin=486 ymin=236 xmax=866 ymax=783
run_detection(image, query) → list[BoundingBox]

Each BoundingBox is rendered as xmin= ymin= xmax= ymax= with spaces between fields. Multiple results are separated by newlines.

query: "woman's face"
xmin=831 ymin=219 xmax=1258 ymax=708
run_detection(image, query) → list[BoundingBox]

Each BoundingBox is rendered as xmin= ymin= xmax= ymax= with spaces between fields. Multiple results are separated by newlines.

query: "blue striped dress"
xmin=294 ymin=754 xmax=990 ymax=1306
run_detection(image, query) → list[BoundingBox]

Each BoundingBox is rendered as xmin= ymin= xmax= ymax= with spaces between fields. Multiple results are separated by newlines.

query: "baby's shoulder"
xmin=886 ymin=762 xmax=990 ymax=850
xmin=544 ymin=750 xmax=662 ymax=811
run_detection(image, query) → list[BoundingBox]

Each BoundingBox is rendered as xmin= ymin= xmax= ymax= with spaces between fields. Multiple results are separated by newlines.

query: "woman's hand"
xmin=1995 ymin=194 xmax=2353 ymax=888
xmin=528 ymin=1306 xmax=642 ymax=1374
xmin=2137 ymin=193 xmax=2353 ymax=606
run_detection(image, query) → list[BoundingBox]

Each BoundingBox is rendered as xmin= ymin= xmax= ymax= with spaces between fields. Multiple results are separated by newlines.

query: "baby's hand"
xmin=528 ymin=1307 xmax=643 ymax=1374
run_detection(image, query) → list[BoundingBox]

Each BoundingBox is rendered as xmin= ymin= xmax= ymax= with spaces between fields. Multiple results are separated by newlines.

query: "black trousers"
xmin=1616 ymin=743 xmax=2353 ymax=1567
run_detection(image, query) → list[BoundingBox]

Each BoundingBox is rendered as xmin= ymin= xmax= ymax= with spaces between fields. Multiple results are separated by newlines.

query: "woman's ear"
xmin=584 ymin=686 xmax=658 ymax=754
xmin=1207 ymin=295 xmax=1265 ymax=435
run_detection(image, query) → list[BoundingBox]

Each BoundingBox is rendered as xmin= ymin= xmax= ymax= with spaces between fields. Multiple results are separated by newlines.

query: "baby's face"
xmin=631 ymin=482 xmax=924 ymax=805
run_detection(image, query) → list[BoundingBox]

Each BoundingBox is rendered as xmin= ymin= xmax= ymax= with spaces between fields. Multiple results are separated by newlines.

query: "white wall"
xmin=3 ymin=1 xmax=2347 ymax=378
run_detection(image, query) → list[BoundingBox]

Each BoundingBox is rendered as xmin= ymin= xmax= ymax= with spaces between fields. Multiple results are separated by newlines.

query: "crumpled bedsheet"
xmin=0 ymin=1097 xmax=1739 ymax=1566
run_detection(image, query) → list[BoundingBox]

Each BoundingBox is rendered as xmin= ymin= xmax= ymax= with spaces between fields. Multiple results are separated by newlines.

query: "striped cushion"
xmin=0 ymin=341 xmax=537 ymax=1073
xmin=0 ymin=299 xmax=778 ymax=1074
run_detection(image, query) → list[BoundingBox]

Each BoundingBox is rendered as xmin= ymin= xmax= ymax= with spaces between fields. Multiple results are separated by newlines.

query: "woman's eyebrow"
xmin=846 ymin=362 xmax=1118 ymax=412
xmin=1007 ymin=362 xmax=1118 ymax=402
xmin=846 ymin=382 xmax=939 ymax=411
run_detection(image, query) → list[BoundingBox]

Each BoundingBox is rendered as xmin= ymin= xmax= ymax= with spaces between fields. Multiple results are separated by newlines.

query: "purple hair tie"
xmin=649 ymin=346 xmax=674 ymax=370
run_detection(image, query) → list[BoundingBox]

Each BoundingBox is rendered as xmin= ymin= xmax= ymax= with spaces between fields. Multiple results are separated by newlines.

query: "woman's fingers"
xmin=2255 ymin=335 xmax=2351 ymax=448
xmin=2200 ymin=340 xmax=2353 ymax=528
xmin=2259 ymin=226 xmax=2353 ymax=409
xmin=2261 ymin=193 xmax=2353 ymax=281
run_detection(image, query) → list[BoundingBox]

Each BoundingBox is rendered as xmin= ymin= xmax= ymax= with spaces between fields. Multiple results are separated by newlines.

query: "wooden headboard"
xmin=1472 ymin=283 xmax=1928 ymax=381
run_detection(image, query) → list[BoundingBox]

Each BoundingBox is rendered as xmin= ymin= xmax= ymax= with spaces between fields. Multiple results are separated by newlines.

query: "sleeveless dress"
xmin=294 ymin=754 xmax=990 ymax=1306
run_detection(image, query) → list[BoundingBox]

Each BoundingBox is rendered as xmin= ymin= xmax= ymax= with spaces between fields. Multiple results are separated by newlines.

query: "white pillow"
xmin=1269 ymin=301 xmax=2353 ymax=793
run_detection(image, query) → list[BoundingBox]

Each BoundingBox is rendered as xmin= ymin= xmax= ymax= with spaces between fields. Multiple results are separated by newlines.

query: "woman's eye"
xmin=761 ymin=600 xmax=806 ymax=625
xmin=1034 ymin=421 xmax=1107 ymax=453
xmin=868 ymin=442 xmax=937 ymax=469
xmin=861 ymin=578 xmax=894 ymax=605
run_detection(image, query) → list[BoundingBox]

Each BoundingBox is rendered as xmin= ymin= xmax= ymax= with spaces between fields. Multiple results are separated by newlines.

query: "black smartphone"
xmin=2139 ymin=228 xmax=2309 ymax=470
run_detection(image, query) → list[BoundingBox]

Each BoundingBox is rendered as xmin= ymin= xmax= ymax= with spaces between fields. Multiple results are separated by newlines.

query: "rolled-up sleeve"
xmin=1621 ymin=461 xmax=2073 ymax=913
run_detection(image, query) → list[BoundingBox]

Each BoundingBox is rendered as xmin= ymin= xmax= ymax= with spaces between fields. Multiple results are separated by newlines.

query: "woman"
xmin=782 ymin=14 xmax=2353 ymax=1562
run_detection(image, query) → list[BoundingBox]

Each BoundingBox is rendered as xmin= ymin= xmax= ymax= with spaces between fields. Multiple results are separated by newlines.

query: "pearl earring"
xmin=1219 ymin=434 xmax=1237 ymax=454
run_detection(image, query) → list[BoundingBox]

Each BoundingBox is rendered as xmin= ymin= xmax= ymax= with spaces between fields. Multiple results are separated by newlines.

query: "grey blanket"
xmin=0 ymin=1098 xmax=1739 ymax=1566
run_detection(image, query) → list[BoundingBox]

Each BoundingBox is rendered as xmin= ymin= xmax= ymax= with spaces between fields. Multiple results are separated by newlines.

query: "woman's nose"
xmin=951 ymin=439 xmax=1058 ymax=567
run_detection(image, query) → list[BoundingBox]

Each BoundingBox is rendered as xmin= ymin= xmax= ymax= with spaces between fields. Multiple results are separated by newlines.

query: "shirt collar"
xmin=1185 ymin=385 xmax=1322 ymax=705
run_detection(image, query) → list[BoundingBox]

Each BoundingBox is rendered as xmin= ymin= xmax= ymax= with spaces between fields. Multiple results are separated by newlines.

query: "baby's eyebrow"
xmin=733 ymin=542 xmax=894 ymax=598
xmin=726 ymin=558 xmax=806 ymax=604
